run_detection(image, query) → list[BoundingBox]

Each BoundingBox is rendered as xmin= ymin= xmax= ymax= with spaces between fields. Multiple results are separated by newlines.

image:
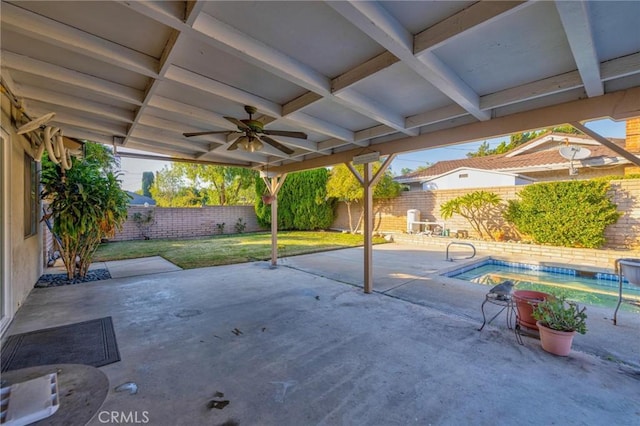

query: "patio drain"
xmin=173 ymin=309 xmax=202 ymax=318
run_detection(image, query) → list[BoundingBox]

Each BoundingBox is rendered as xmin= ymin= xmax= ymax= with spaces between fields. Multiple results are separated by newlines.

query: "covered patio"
xmin=2 ymin=1 xmax=640 ymax=423
xmin=6 ymin=245 xmax=640 ymax=424
xmin=3 ymin=1 xmax=640 ymax=306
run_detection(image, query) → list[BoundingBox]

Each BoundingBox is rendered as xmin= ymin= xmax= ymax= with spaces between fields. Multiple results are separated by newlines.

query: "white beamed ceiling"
xmin=1 ymin=0 xmax=639 ymax=171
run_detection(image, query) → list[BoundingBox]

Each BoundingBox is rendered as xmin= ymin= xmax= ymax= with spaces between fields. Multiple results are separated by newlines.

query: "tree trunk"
xmin=355 ymin=205 xmax=364 ymax=234
xmin=346 ymin=202 xmax=354 ymax=233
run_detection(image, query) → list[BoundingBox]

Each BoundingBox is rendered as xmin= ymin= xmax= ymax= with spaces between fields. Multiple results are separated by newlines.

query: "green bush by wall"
xmin=255 ymin=169 xmax=335 ymax=230
xmin=505 ymin=180 xmax=621 ymax=248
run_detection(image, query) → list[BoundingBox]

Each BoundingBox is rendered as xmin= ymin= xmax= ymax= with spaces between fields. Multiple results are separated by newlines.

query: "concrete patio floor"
xmin=4 ymin=244 xmax=640 ymax=425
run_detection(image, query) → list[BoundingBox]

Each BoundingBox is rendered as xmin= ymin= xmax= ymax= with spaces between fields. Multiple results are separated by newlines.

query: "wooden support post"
xmin=363 ymin=162 xmax=373 ymax=293
xmin=346 ymin=154 xmax=396 ymax=293
xmin=262 ymin=173 xmax=287 ymax=267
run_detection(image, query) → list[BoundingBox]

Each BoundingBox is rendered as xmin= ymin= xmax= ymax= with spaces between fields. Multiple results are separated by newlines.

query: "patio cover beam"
xmin=570 ymin=122 xmax=640 ymax=167
xmin=1 ymin=3 xmax=159 ymax=78
xmin=555 ymin=1 xmax=603 ymax=97
xmin=267 ymin=86 xmax=640 ymax=175
xmin=284 ymin=2 xmax=526 ymax=117
xmin=328 ymin=1 xmax=490 ymax=122
xmin=116 ymin=151 xmax=251 ymax=168
xmin=1 ymin=52 xmax=144 ymax=106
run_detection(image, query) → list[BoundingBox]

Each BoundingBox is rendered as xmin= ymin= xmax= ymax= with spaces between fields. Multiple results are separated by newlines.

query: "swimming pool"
xmin=445 ymin=259 xmax=640 ymax=313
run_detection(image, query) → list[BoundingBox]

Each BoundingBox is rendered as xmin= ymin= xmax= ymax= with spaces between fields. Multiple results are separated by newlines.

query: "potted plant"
xmin=532 ymin=295 xmax=587 ymax=356
xmin=513 ymin=290 xmax=552 ymax=330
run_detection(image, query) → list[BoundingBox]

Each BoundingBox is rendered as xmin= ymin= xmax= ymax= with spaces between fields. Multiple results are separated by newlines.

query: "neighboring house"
xmin=421 ymin=167 xmax=535 ymax=191
xmin=126 ymin=191 xmax=156 ymax=206
xmin=397 ymin=132 xmax=636 ymax=191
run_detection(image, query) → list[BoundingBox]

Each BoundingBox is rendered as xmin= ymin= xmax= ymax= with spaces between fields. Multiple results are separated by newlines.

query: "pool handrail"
xmin=613 ymin=257 xmax=640 ymax=325
xmin=446 ymin=242 xmax=476 ymax=262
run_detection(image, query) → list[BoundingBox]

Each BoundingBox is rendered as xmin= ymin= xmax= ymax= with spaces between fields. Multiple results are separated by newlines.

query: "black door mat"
xmin=1 ymin=317 xmax=120 ymax=372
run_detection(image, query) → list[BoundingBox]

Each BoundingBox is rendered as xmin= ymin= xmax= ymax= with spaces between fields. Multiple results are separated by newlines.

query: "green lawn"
xmin=94 ymin=231 xmax=387 ymax=269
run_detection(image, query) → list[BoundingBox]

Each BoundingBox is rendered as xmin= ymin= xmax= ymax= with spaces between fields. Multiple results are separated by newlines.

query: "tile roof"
xmin=399 ymin=134 xmax=627 ymax=181
xmin=126 ymin=191 xmax=156 ymax=205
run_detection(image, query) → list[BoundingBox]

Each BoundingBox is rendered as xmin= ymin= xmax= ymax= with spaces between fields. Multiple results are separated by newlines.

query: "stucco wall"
xmin=1 ymin=98 xmax=42 ymax=327
xmin=331 ymin=180 xmax=640 ymax=249
xmin=521 ymin=166 xmax=626 ymax=182
xmin=111 ymin=205 xmax=264 ymax=241
xmin=425 ymin=169 xmax=522 ymax=190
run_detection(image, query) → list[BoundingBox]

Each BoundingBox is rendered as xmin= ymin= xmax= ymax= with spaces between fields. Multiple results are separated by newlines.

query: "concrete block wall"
xmin=331 ymin=179 xmax=640 ymax=249
xmin=111 ymin=205 xmax=263 ymax=241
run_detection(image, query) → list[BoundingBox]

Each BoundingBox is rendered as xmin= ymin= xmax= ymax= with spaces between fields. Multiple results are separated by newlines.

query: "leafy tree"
xmin=505 ymin=180 xmax=620 ymax=248
xmin=149 ymin=166 xmax=198 ymax=207
xmin=41 ymin=143 xmax=130 ymax=279
xmin=398 ymin=164 xmax=432 ymax=176
xmin=326 ymin=163 xmax=402 ymax=233
xmin=467 ymin=141 xmax=492 ymax=158
xmin=172 ymin=163 xmax=256 ymax=206
xmin=255 ymin=168 xmax=335 ymax=230
xmin=141 ymin=171 xmax=154 ymax=198
xmin=467 ymin=127 xmax=583 ymax=158
xmin=440 ymin=191 xmax=502 ymax=240
xmin=149 ymin=164 xmax=257 ymax=206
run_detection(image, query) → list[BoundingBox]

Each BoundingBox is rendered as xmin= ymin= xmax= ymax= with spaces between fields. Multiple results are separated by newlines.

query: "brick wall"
xmin=111 ymin=205 xmax=263 ymax=241
xmin=392 ymin=233 xmax=640 ymax=270
xmin=625 ymin=118 xmax=640 ymax=175
xmin=331 ymin=179 xmax=640 ymax=249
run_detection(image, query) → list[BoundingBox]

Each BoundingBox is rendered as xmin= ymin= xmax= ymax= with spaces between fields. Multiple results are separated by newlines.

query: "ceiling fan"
xmin=183 ymin=105 xmax=307 ymax=155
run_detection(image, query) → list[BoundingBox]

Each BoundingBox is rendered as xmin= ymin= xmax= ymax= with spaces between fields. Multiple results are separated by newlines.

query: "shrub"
xmin=215 ymin=222 xmax=225 ymax=234
xmin=440 ymin=191 xmax=502 ymax=240
xmin=256 ymin=169 xmax=335 ymax=230
xmin=132 ymin=210 xmax=155 ymax=240
xmin=235 ymin=218 xmax=246 ymax=234
xmin=505 ymin=180 xmax=621 ymax=248
xmin=41 ymin=143 xmax=130 ymax=279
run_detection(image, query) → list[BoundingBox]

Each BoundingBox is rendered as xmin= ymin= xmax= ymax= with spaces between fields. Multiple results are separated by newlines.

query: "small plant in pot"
xmin=532 ymin=294 xmax=587 ymax=356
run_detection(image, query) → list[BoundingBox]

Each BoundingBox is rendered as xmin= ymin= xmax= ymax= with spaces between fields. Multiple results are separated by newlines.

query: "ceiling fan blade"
xmin=260 ymin=136 xmax=294 ymax=155
xmin=227 ymin=136 xmax=244 ymax=151
xmin=262 ymin=129 xmax=307 ymax=139
xmin=183 ymin=130 xmax=231 ymax=137
xmin=224 ymin=116 xmax=251 ymax=131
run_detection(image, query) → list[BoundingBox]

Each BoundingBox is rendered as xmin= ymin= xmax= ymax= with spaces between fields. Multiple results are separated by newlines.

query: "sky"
xmin=118 ymin=118 xmax=628 ymax=191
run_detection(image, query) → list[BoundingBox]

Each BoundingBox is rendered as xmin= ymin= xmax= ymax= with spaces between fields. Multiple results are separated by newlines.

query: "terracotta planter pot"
xmin=513 ymin=290 xmax=552 ymax=330
xmin=536 ymin=321 xmax=576 ymax=356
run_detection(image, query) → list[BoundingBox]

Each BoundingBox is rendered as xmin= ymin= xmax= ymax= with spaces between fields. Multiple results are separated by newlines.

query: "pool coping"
xmin=441 ymin=255 xmax=626 ymax=284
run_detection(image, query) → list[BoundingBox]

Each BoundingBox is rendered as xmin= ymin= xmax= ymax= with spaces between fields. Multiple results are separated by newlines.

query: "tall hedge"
xmin=255 ymin=169 xmax=335 ymax=230
xmin=504 ymin=180 xmax=621 ymax=248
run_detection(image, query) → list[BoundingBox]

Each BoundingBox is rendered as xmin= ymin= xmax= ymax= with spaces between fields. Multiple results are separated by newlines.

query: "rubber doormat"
xmin=1 ymin=317 xmax=120 ymax=372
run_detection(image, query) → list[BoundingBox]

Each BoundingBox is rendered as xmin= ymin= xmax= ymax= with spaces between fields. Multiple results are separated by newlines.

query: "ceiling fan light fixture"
xmin=249 ymin=138 xmax=263 ymax=152
xmin=238 ymin=136 xmax=263 ymax=153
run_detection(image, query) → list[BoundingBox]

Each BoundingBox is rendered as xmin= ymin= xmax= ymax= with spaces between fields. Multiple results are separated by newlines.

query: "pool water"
xmin=448 ymin=260 xmax=640 ymax=313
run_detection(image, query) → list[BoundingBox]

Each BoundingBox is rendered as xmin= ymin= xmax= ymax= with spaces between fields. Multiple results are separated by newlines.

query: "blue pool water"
xmin=446 ymin=259 xmax=640 ymax=313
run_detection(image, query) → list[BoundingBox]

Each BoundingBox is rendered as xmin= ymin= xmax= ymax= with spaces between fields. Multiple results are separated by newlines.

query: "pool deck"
xmin=283 ymin=243 xmax=640 ymax=368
